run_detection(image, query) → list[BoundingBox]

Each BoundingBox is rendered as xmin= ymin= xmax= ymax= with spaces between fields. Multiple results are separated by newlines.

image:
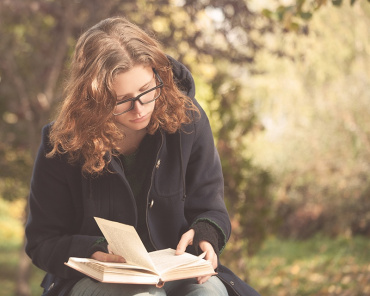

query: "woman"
xmin=25 ymin=17 xmax=260 ymax=296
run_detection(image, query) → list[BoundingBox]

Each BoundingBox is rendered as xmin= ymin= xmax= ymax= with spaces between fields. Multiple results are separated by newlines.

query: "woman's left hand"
xmin=175 ymin=229 xmax=218 ymax=284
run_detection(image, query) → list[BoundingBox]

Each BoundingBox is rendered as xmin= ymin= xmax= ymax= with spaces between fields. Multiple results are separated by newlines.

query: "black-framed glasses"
xmin=113 ymin=69 xmax=163 ymax=116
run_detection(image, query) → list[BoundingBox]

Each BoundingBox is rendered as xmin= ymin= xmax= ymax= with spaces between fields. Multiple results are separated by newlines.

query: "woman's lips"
xmin=130 ymin=113 xmax=148 ymax=123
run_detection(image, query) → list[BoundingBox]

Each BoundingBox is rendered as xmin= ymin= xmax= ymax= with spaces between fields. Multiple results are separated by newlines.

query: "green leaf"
xmin=289 ymin=22 xmax=300 ymax=31
xmin=261 ymin=9 xmax=273 ymax=18
xmin=332 ymin=0 xmax=343 ymax=6
xmin=297 ymin=0 xmax=306 ymax=8
xmin=276 ymin=6 xmax=287 ymax=21
xmin=299 ymin=11 xmax=313 ymax=20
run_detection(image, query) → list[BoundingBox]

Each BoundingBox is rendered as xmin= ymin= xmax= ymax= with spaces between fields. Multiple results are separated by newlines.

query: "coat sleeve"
xmin=25 ymin=124 xmax=102 ymax=279
xmin=183 ymin=102 xmax=231 ymax=253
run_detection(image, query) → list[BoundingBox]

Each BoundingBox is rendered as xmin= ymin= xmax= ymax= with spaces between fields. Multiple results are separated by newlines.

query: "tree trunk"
xmin=15 ymin=241 xmax=32 ymax=296
xmin=14 ymin=1 xmax=75 ymax=294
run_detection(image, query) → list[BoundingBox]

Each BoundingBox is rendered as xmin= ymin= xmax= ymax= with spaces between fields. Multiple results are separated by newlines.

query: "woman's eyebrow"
xmin=117 ymin=77 xmax=153 ymax=99
xmin=139 ymin=79 xmax=152 ymax=91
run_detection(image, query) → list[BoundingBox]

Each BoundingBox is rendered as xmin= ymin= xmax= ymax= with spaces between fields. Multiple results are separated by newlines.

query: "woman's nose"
xmin=132 ymin=99 xmax=144 ymax=112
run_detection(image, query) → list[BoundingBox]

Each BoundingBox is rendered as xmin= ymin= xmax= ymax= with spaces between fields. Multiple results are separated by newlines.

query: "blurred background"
xmin=0 ymin=0 xmax=369 ymax=295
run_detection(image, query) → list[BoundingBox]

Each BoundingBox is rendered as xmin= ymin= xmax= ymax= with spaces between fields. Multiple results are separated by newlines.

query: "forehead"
xmin=112 ymin=65 xmax=153 ymax=96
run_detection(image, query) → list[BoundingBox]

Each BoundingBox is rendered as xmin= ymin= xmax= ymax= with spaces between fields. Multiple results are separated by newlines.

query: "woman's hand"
xmin=175 ymin=229 xmax=218 ymax=284
xmin=91 ymin=245 xmax=126 ymax=263
xmin=91 ymin=246 xmax=165 ymax=287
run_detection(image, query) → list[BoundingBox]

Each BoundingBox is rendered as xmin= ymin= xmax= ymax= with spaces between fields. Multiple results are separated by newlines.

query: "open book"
xmin=65 ymin=217 xmax=216 ymax=285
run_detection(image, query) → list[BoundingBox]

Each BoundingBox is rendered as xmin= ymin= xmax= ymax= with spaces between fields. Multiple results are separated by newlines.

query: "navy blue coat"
xmin=25 ymin=58 xmax=260 ymax=296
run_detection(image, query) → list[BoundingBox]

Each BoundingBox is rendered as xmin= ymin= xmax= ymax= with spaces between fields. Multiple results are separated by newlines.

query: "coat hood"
xmin=167 ymin=55 xmax=196 ymax=99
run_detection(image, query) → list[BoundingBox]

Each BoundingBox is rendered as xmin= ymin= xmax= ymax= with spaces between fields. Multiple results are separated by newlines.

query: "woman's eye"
xmin=142 ymin=79 xmax=155 ymax=91
xmin=117 ymin=97 xmax=129 ymax=103
xmin=141 ymin=85 xmax=151 ymax=92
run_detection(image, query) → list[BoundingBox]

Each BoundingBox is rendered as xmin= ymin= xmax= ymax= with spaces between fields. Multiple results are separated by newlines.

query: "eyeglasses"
xmin=113 ymin=69 xmax=163 ymax=116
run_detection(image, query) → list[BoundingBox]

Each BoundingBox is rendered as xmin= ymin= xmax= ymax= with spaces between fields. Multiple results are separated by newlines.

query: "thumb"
xmin=175 ymin=229 xmax=195 ymax=255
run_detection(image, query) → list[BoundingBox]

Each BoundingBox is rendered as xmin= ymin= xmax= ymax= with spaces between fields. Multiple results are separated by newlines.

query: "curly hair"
xmin=47 ymin=17 xmax=199 ymax=175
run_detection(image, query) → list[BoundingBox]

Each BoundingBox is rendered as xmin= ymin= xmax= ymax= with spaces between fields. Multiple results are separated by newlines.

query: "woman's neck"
xmin=117 ymin=128 xmax=147 ymax=155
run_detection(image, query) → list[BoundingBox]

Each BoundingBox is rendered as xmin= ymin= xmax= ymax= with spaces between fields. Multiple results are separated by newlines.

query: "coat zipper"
xmin=145 ymin=130 xmax=164 ymax=250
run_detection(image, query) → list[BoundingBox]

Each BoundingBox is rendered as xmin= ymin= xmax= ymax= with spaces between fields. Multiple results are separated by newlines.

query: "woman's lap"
xmin=68 ymin=278 xmax=165 ymax=296
xmin=68 ymin=276 xmax=228 ymax=296
xmin=164 ymin=276 xmax=228 ymax=296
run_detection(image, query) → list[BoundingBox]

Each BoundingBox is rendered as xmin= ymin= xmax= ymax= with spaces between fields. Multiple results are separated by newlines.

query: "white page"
xmin=94 ymin=217 xmax=157 ymax=273
xmin=149 ymin=248 xmax=207 ymax=274
xmin=69 ymin=258 xmax=155 ymax=272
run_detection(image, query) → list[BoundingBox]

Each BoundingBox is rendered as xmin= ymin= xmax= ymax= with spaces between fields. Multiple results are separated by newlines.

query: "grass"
xmin=247 ymin=235 xmax=370 ymax=296
xmin=0 ymin=246 xmax=44 ymax=296
xmin=0 ymin=198 xmax=45 ymax=296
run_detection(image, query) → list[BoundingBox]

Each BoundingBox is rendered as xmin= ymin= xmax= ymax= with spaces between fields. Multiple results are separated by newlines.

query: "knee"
xmin=182 ymin=283 xmax=226 ymax=296
xmin=190 ymin=277 xmax=228 ymax=296
xmin=144 ymin=286 xmax=167 ymax=296
xmin=117 ymin=285 xmax=166 ymax=296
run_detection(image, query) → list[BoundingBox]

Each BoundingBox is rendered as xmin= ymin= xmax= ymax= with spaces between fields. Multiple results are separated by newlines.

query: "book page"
xmin=65 ymin=258 xmax=160 ymax=285
xmin=70 ymin=258 xmax=156 ymax=272
xmin=149 ymin=248 xmax=207 ymax=274
xmin=67 ymin=258 xmax=158 ymax=274
xmin=94 ymin=217 xmax=157 ymax=273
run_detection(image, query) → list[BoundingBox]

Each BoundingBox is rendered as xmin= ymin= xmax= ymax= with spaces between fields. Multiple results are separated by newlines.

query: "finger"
xmin=175 ymin=229 xmax=195 ymax=255
xmin=197 ymin=275 xmax=211 ymax=284
xmin=91 ymin=251 xmax=126 ymax=263
xmin=206 ymin=256 xmax=217 ymax=270
xmin=199 ymin=241 xmax=218 ymax=270
xmin=175 ymin=235 xmax=191 ymax=255
xmin=204 ymin=251 xmax=218 ymax=270
xmin=108 ymin=254 xmax=126 ymax=263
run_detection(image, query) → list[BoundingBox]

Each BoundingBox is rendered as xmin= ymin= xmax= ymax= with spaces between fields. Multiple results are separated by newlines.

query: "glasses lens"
xmin=141 ymin=87 xmax=161 ymax=104
xmin=114 ymin=100 xmax=133 ymax=115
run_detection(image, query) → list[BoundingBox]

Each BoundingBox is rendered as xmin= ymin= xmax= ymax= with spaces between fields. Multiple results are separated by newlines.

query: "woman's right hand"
xmin=91 ymin=245 xmax=126 ymax=263
xmin=91 ymin=251 xmax=126 ymax=262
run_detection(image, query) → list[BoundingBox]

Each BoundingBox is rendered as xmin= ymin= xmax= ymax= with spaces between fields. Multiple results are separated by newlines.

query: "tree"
xmin=261 ymin=0 xmax=369 ymax=31
xmin=245 ymin=1 xmax=370 ymax=238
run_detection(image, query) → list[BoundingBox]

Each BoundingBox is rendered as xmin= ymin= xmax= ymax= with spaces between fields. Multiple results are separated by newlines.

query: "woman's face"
xmin=112 ymin=65 xmax=157 ymax=133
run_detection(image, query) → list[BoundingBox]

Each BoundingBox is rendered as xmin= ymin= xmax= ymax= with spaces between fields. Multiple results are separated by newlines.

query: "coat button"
xmin=149 ymin=199 xmax=154 ymax=208
xmin=155 ymin=159 xmax=161 ymax=169
xmin=230 ymin=281 xmax=234 ymax=286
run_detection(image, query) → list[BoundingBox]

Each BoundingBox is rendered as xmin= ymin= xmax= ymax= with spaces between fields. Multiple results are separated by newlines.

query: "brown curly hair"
xmin=47 ymin=17 xmax=199 ymax=174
